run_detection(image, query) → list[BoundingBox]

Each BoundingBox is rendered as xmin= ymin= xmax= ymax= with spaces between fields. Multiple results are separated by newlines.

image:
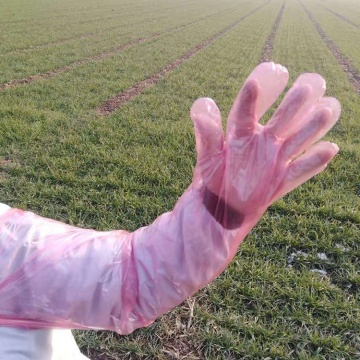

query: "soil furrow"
xmin=298 ymin=1 xmax=360 ymax=93
xmin=319 ymin=4 xmax=360 ymax=29
xmin=0 ymin=8 xmax=236 ymax=93
xmin=259 ymin=0 xmax=285 ymax=62
xmin=96 ymin=0 xmax=272 ymax=115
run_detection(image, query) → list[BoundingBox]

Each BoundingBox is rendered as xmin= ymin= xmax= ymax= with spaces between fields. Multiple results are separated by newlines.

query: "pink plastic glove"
xmin=193 ymin=62 xmax=340 ymax=229
xmin=0 ymin=63 xmax=340 ymax=334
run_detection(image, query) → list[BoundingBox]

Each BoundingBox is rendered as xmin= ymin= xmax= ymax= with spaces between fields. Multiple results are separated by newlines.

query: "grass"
xmin=0 ymin=1 xmax=251 ymax=82
xmin=315 ymin=0 xmax=360 ymax=26
xmin=0 ymin=0 xmax=234 ymax=51
xmin=0 ymin=0 xmax=359 ymax=358
xmin=304 ymin=0 xmax=360 ymax=73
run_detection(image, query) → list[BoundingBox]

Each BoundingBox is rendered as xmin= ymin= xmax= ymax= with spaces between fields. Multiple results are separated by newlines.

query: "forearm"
xmin=0 ymin=62 xmax=340 ymax=337
xmin=123 ymin=185 xmax=260 ymax=333
xmin=0 ymin=187 xmax=259 ymax=334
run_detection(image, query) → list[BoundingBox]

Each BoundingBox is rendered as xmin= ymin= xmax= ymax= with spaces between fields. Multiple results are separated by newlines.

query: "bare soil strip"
xmin=96 ymin=0 xmax=271 ymax=115
xmin=0 ymin=8 xmax=238 ymax=92
xmin=319 ymin=4 xmax=360 ymax=29
xmin=259 ymin=1 xmax=285 ymax=62
xmin=299 ymin=1 xmax=360 ymax=93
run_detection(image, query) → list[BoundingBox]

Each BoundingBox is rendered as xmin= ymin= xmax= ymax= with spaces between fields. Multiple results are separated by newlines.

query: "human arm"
xmin=0 ymin=62 xmax=340 ymax=334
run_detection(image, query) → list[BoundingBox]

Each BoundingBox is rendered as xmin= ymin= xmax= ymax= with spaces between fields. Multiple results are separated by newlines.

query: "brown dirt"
xmin=319 ymin=4 xmax=360 ymax=29
xmin=96 ymin=0 xmax=272 ymax=115
xmin=299 ymin=1 xmax=360 ymax=93
xmin=259 ymin=0 xmax=285 ymax=62
xmin=0 ymin=7 xmax=239 ymax=93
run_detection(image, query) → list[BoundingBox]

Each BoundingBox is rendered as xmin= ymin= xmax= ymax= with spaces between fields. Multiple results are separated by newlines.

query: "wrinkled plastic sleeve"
xmin=0 ymin=186 xmax=255 ymax=334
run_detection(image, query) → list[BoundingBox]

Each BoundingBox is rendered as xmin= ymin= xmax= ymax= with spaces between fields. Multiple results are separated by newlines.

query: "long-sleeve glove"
xmin=0 ymin=62 xmax=340 ymax=334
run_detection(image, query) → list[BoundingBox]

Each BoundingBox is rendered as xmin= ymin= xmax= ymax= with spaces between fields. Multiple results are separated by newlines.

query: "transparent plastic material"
xmin=0 ymin=63 xmax=340 ymax=334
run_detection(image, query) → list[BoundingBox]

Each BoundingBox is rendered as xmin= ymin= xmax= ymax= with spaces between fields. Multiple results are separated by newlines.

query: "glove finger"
xmin=245 ymin=62 xmax=289 ymax=119
xmin=266 ymin=73 xmax=327 ymax=138
xmin=275 ymin=141 xmax=339 ymax=200
xmin=226 ymin=78 xmax=259 ymax=139
xmin=282 ymin=97 xmax=340 ymax=160
xmin=190 ymin=98 xmax=224 ymax=163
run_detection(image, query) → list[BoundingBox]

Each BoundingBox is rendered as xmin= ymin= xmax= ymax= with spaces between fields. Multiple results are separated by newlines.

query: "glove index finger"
xmin=227 ymin=78 xmax=259 ymax=139
xmin=247 ymin=62 xmax=289 ymax=119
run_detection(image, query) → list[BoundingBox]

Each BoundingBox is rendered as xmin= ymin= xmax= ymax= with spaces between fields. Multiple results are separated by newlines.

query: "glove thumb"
xmin=190 ymin=98 xmax=224 ymax=165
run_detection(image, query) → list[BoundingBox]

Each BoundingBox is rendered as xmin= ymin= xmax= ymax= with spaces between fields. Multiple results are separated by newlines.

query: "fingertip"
xmin=294 ymin=73 xmax=326 ymax=99
xmin=253 ymin=62 xmax=289 ymax=80
xmin=320 ymin=97 xmax=341 ymax=121
xmin=331 ymin=142 xmax=339 ymax=154
xmin=272 ymin=62 xmax=290 ymax=83
xmin=278 ymin=63 xmax=289 ymax=77
xmin=190 ymin=97 xmax=212 ymax=117
xmin=190 ymin=98 xmax=221 ymax=124
xmin=311 ymin=141 xmax=339 ymax=163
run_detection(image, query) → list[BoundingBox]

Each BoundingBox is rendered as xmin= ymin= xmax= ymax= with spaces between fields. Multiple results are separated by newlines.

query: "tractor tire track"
xmin=319 ymin=4 xmax=360 ymax=29
xmin=298 ymin=1 xmax=360 ymax=93
xmin=96 ymin=0 xmax=272 ymax=115
xmin=0 ymin=7 xmax=238 ymax=93
xmin=259 ymin=0 xmax=285 ymax=63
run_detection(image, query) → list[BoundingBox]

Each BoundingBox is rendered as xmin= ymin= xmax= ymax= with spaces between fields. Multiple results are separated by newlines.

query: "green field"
xmin=0 ymin=0 xmax=359 ymax=359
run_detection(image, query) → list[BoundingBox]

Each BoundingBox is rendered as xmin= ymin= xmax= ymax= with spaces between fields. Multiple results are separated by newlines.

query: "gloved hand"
xmin=0 ymin=63 xmax=340 ymax=335
xmin=191 ymin=62 xmax=340 ymax=229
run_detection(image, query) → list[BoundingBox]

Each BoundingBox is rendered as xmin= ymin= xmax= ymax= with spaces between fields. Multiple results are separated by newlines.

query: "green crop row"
xmin=302 ymin=0 xmax=360 ymax=74
xmin=0 ymin=0 xmax=237 ymax=51
xmin=0 ymin=0 xmax=268 ymax=113
xmin=273 ymin=0 xmax=359 ymax=217
xmin=315 ymin=0 xmax=360 ymax=26
xmin=0 ymin=0 xmax=257 ymax=84
xmin=0 ymin=0 xmax=206 ymax=32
